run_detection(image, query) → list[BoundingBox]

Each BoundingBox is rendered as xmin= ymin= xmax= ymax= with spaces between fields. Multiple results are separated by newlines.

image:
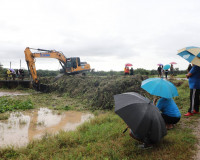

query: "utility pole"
xmin=20 ymin=59 xmax=21 ymax=69
xmin=10 ymin=62 xmax=11 ymax=69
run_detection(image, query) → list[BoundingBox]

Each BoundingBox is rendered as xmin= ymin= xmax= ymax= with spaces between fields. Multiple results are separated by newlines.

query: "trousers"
xmin=188 ymin=89 xmax=200 ymax=113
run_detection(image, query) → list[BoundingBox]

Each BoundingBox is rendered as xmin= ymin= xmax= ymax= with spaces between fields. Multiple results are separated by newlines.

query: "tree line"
xmin=0 ymin=63 xmax=187 ymax=78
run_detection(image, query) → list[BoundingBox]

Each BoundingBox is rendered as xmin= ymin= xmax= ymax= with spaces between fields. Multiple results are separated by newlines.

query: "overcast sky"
xmin=0 ymin=0 xmax=199 ymax=71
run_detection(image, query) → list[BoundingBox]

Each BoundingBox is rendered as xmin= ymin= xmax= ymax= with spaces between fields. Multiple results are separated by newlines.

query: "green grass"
xmin=0 ymin=113 xmax=10 ymax=120
xmin=0 ymin=97 xmax=34 ymax=113
xmin=176 ymin=74 xmax=187 ymax=78
xmin=0 ymin=113 xmax=197 ymax=160
xmin=0 ymin=80 xmax=199 ymax=160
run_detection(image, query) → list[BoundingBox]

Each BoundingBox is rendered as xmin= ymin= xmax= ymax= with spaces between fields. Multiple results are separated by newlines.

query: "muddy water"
xmin=0 ymin=108 xmax=94 ymax=148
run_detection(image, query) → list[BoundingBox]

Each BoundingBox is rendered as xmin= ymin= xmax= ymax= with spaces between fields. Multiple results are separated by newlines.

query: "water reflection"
xmin=0 ymin=108 xmax=94 ymax=148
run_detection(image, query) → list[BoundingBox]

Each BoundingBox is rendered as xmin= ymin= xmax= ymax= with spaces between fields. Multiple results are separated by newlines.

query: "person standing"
xmin=157 ymin=65 xmax=162 ymax=77
xmin=6 ymin=69 xmax=12 ymax=80
xmin=187 ymin=64 xmax=192 ymax=73
xmin=124 ymin=67 xmax=129 ymax=75
xmin=184 ymin=64 xmax=200 ymax=116
xmin=164 ymin=69 xmax=169 ymax=79
xmin=161 ymin=65 xmax=164 ymax=78
xmin=170 ymin=64 xmax=174 ymax=76
xmin=130 ymin=67 xmax=134 ymax=75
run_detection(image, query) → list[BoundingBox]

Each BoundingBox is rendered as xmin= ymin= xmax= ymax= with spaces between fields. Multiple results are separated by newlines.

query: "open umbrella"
xmin=178 ymin=47 xmax=200 ymax=66
xmin=179 ymin=46 xmax=200 ymax=57
xmin=170 ymin=62 xmax=177 ymax=64
xmin=114 ymin=92 xmax=167 ymax=144
xmin=9 ymin=69 xmax=15 ymax=74
xmin=163 ymin=64 xmax=170 ymax=70
xmin=157 ymin=63 xmax=163 ymax=66
xmin=141 ymin=78 xmax=178 ymax=98
xmin=125 ymin=63 xmax=133 ymax=67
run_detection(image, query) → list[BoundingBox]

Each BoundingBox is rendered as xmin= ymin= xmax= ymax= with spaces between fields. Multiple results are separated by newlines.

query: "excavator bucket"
xmin=33 ymin=83 xmax=49 ymax=93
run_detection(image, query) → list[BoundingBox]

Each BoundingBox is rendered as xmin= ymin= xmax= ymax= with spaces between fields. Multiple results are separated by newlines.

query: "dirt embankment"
xmin=41 ymin=75 xmax=149 ymax=110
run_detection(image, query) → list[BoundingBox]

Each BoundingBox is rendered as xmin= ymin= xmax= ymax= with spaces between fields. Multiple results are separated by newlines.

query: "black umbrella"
xmin=114 ymin=92 xmax=167 ymax=144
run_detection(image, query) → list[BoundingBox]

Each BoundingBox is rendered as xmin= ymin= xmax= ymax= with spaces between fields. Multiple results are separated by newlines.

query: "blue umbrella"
xmin=163 ymin=64 xmax=170 ymax=70
xmin=141 ymin=78 xmax=178 ymax=98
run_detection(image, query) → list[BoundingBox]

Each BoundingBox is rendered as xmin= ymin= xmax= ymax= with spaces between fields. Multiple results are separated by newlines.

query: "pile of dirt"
xmin=41 ymin=75 xmax=149 ymax=110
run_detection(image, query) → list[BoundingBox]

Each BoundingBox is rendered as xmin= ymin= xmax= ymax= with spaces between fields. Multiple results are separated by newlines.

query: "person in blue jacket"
xmin=184 ymin=64 xmax=200 ymax=116
xmin=154 ymin=97 xmax=181 ymax=130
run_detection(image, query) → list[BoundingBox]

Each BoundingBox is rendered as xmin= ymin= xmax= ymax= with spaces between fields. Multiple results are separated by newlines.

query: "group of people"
xmin=128 ymin=92 xmax=181 ymax=149
xmin=157 ymin=64 xmax=174 ymax=79
xmin=124 ymin=67 xmax=134 ymax=75
xmin=127 ymin=63 xmax=200 ymax=148
xmin=5 ymin=69 xmax=25 ymax=80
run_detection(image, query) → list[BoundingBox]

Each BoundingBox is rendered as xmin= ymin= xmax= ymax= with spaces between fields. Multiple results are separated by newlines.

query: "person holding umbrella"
xmin=184 ymin=64 xmax=200 ymax=116
xmin=164 ymin=69 xmax=169 ymax=79
xmin=170 ymin=64 xmax=174 ymax=76
xmin=157 ymin=65 xmax=162 ymax=77
xmin=114 ymin=92 xmax=167 ymax=149
xmin=153 ymin=97 xmax=181 ymax=129
xmin=163 ymin=64 xmax=170 ymax=79
xmin=124 ymin=67 xmax=130 ymax=75
xmin=141 ymin=78 xmax=180 ymax=129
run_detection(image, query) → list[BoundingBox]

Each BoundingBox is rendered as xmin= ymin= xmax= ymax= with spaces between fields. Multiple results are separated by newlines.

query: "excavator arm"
xmin=24 ymin=47 xmax=67 ymax=91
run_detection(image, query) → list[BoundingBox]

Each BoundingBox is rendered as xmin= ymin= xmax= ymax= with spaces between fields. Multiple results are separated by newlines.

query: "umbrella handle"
xmin=123 ymin=127 xmax=129 ymax=134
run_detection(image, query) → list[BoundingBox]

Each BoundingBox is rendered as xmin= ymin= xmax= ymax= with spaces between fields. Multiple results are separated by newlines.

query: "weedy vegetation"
xmin=0 ymin=97 xmax=34 ymax=113
xmin=0 ymin=75 xmax=199 ymax=160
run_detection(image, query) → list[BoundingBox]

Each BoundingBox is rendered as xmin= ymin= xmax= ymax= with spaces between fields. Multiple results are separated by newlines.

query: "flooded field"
xmin=0 ymin=108 xmax=94 ymax=148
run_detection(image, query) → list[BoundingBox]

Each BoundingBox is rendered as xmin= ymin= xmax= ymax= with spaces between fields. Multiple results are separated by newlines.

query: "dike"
xmin=41 ymin=75 xmax=149 ymax=110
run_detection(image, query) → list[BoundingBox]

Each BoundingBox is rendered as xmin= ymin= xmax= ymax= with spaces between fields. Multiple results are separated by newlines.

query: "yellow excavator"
xmin=24 ymin=47 xmax=91 ymax=91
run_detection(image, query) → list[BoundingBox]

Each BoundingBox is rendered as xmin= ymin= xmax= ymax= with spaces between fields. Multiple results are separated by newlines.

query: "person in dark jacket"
xmin=157 ymin=65 xmax=162 ymax=77
xmin=164 ymin=69 xmax=169 ymax=79
xmin=130 ymin=67 xmax=134 ymax=75
xmin=187 ymin=64 xmax=192 ymax=73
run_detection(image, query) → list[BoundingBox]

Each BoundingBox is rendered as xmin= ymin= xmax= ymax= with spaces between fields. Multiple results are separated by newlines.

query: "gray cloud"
xmin=0 ymin=0 xmax=200 ymax=71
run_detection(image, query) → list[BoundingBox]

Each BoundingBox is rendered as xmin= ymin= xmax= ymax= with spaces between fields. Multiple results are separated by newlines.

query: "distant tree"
xmin=134 ymin=68 xmax=150 ymax=75
xmin=0 ymin=63 xmax=3 ymax=74
xmin=37 ymin=70 xmax=59 ymax=77
xmin=150 ymin=69 xmax=157 ymax=75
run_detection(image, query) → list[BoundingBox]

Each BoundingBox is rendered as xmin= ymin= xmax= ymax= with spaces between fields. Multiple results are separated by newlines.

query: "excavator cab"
xmin=65 ymin=57 xmax=83 ymax=74
xmin=66 ymin=57 xmax=80 ymax=68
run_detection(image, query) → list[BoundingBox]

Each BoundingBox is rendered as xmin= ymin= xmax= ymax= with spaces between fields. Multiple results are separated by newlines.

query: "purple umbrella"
xmin=9 ymin=69 xmax=15 ymax=73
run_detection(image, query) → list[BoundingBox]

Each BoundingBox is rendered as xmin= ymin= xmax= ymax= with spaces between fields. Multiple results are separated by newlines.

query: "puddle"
xmin=0 ymin=108 xmax=94 ymax=148
xmin=0 ymin=91 xmax=29 ymax=97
